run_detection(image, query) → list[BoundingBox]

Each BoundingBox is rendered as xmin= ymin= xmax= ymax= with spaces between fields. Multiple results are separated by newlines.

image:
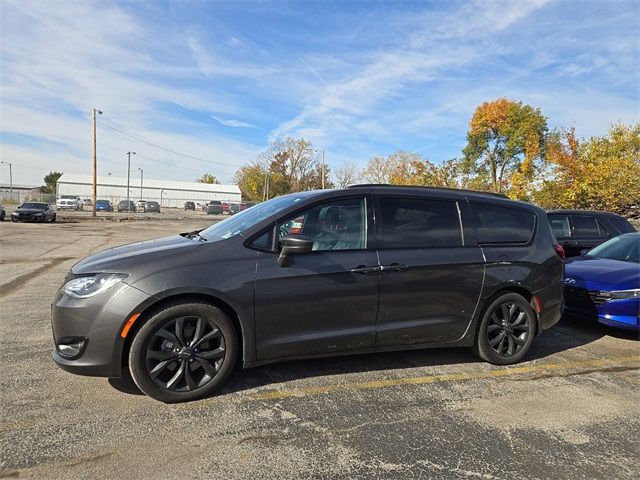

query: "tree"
xmin=534 ymin=123 xmax=640 ymax=212
xmin=333 ymin=161 xmax=361 ymax=188
xmin=362 ymin=151 xmax=433 ymax=185
xmin=196 ymin=173 xmax=220 ymax=184
xmin=42 ymin=171 xmax=63 ymax=194
xmin=263 ymin=137 xmax=332 ymax=191
xmin=462 ymin=98 xmax=548 ymax=198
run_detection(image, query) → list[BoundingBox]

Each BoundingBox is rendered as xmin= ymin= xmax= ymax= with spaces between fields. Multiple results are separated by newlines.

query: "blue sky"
xmin=1 ymin=0 xmax=638 ymax=186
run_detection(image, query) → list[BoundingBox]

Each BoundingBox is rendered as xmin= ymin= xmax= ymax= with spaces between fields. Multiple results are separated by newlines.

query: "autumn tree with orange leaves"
xmin=462 ymin=98 xmax=548 ymax=198
xmin=534 ymin=123 xmax=640 ymax=212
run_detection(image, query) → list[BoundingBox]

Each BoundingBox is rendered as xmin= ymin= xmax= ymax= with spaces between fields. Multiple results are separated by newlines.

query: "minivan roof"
xmin=347 ymin=184 xmax=507 ymax=198
xmin=547 ymin=209 xmax=623 ymax=216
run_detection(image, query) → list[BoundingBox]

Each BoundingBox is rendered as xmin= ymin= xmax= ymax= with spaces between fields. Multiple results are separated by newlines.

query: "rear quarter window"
xmin=472 ymin=203 xmax=536 ymax=244
xmin=608 ymin=215 xmax=636 ymax=234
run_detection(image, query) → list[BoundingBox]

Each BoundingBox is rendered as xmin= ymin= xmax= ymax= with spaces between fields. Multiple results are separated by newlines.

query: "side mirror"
xmin=277 ymin=234 xmax=314 ymax=267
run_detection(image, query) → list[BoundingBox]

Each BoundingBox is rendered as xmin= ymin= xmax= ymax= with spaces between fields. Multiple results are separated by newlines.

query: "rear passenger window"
xmin=379 ymin=197 xmax=462 ymax=248
xmin=472 ymin=203 xmax=535 ymax=244
xmin=572 ymin=216 xmax=600 ymax=237
xmin=548 ymin=214 xmax=571 ymax=238
xmin=608 ymin=216 xmax=635 ymax=234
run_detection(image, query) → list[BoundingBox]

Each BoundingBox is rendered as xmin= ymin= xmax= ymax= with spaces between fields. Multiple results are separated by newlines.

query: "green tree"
xmin=195 ymin=173 xmax=220 ymax=184
xmin=42 ymin=171 xmax=63 ymax=194
xmin=462 ymin=98 xmax=548 ymax=198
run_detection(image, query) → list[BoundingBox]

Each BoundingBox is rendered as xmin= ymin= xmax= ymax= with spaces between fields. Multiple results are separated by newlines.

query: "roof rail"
xmin=346 ymin=184 xmax=508 ymax=198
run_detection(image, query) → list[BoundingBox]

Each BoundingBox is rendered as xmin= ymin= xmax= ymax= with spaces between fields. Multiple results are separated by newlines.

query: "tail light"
xmin=554 ymin=244 xmax=565 ymax=260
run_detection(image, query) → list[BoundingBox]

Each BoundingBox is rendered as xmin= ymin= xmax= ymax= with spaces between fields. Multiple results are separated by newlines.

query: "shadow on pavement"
xmin=108 ymin=314 xmax=637 ymax=399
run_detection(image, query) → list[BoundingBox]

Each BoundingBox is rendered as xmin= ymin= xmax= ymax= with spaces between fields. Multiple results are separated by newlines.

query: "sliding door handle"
xmin=381 ymin=263 xmax=409 ymax=272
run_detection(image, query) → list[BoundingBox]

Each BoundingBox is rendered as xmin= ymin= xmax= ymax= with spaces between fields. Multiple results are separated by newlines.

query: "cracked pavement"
xmin=1 ymin=220 xmax=638 ymax=479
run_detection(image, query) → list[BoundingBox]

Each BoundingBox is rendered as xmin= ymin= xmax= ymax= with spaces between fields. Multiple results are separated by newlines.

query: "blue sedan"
xmin=563 ymin=232 xmax=639 ymax=330
xmin=95 ymin=200 xmax=113 ymax=212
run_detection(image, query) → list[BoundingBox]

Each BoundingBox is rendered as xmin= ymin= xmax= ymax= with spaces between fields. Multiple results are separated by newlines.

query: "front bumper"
xmin=564 ymin=289 xmax=639 ymax=330
xmin=51 ymin=281 xmax=152 ymax=378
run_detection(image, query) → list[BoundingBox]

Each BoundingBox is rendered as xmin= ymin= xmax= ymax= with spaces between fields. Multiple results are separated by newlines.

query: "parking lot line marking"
xmin=246 ymin=354 xmax=640 ymax=401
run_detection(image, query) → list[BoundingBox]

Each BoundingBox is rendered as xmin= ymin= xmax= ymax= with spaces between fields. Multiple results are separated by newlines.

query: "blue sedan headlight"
xmin=600 ymin=289 xmax=640 ymax=300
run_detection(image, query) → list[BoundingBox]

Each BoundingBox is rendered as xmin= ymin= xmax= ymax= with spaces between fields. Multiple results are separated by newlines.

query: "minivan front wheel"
xmin=473 ymin=293 xmax=535 ymax=365
xmin=129 ymin=302 xmax=238 ymax=402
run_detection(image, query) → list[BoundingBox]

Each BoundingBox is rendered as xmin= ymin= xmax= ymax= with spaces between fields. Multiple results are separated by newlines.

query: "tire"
xmin=51 ymin=214 xmax=56 ymax=223
xmin=0 ymin=212 xmax=4 ymax=221
xmin=472 ymin=293 xmax=536 ymax=365
xmin=129 ymin=302 xmax=238 ymax=403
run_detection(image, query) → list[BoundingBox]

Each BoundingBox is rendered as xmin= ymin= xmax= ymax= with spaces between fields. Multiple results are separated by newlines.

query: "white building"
xmin=56 ymin=173 xmax=241 ymax=208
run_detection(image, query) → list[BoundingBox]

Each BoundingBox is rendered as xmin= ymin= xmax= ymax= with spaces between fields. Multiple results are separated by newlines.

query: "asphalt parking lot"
xmin=0 ymin=219 xmax=638 ymax=479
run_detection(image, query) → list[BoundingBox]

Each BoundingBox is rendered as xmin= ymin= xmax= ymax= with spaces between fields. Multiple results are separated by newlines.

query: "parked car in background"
xmin=143 ymin=201 xmax=160 ymax=213
xmin=57 ymin=195 xmax=83 ymax=211
xmin=135 ymin=200 xmax=147 ymax=210
xmin=0 ymin=204 xmax=5 ymax=221
xmin=222 ymin=203 xmax=230 ymax=214
xmin=11 ymin=202 xmax=56 ymax=222
xmin=563 ymin=232 xmax=639 ymax=330
xmin=229 ymin=203 xmax=240 ymax=215
xmin=205 ymin=200 xmax=223 ymax=215
xmin=51 ymin=185 xmax=563 ymax=402
xmin=547 ymin=210 xmax=636 ymax=258
xmin=95 ymin=200 xmax=113 ymax=212
xmin=239 ymin=201 xmax=257 ymax=211
xmin=184 ymin=201 xmax=195 ymax=211
xmin=83 ymin=198 xmax=92 ymax=206
xmin=117 ymin=200 xmax=136 ymax=212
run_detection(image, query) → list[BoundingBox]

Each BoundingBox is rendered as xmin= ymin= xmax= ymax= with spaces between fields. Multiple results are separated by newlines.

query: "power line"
xmin=96 ymin=120 xmax=245 ymax=168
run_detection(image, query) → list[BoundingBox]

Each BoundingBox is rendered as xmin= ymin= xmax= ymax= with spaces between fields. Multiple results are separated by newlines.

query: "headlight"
xmin=600 ymin=289 xmax=640 ymax=300
xmin=62 ymin=273 xmax=128 ymax=298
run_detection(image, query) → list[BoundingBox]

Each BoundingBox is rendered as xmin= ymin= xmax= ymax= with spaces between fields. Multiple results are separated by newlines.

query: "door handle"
xmin=349 ymin=265 xmax=381 ymax=274
xmin=381 ymin=263 xmax=409 ymax=272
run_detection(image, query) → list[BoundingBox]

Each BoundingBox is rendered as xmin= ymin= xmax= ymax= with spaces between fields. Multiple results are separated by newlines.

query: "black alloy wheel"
xmin=473 ymin=293 xmax=536 ymax=365
xmin=129 ymin=302 xmax=237 ymax=402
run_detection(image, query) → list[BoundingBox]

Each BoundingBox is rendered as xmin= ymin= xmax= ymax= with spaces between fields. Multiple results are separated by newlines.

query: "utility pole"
xmin=321 ymin=149 xmax=325 ymax=189
xmin=91 ymin=108 xmax=102 ymax=217
xmin=138 ymin=168 xmax=143 ymax=199
xmin=126 ymin=152 xmax=135 ymax=211
xmin=0 ymin=161 xmax=12 ymax=201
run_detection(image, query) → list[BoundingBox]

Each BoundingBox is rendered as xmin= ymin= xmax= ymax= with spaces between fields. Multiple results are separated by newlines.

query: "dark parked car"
xmin=52 ymin=186 xmax=564 ymax=402
xmin=0 ymin=203 xmax=5 ymax=221
xmin=11 ymin=202 xmax=56 ymax=223
xmin=117 ymin=200 xmax=136 ymax=213
xmin=184 ymin=201 xmax=195 ymax=211
xmin=548 ymin=210 xmax=636 ymax=258
xmin=95 ymin=200 xmax=113 ymax=212
xmin=205 ymin=200 xmax=223 ymax=215
xmin=229 ymin=203 xmax=240 ymax=215
xmin=563 ymin=232 xmax=639 ymax=330
xmin=143 ymin=201 xmax=161 ymax=213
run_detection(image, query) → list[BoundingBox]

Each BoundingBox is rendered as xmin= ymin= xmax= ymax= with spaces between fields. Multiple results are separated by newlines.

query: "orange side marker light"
xmin=120 ymin=313 xmax=141 ymax=338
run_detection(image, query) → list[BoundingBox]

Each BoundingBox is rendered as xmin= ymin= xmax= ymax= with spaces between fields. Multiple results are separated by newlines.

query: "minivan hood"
xmin=72 ymin=234 xmax=201 ymax=274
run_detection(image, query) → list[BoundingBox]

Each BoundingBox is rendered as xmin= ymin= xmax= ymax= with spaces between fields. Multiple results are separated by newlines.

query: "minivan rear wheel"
xmin=129 ymin=302 xmax=238 ymax=403
xmin=472 ymin=293 xmax=535 ymax=365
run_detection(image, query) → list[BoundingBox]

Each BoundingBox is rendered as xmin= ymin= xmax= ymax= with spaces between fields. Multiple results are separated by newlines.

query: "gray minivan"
xmin=52 ymin=186 xmax=564 ymax=402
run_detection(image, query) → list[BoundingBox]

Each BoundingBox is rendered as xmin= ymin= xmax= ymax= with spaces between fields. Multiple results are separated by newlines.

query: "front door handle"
xmin=381 ymin=263 xmax=409 ymax=272
xmin=349 ymin=265 xmax=381 ymax=275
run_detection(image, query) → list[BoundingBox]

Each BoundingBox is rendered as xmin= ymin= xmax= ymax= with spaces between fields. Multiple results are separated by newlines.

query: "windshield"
xmin=21 ymin=203 xmax=46 ymax=209
xmin=588 ymin=234 xmax=640 ymax=263
xmin=199 ymin=192 xmax=315 ymax=241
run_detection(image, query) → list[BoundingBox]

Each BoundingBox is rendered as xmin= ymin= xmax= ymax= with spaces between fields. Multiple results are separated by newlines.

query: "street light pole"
xmin=91 ymin=108 xmax=103 ymax=217
xmin=126 ymin=152 xmax=135 ymax=211
xmin=0 ymin=161 xmax=12 ymax=201
xmin=138 ymin=168 xmax=143 ymax=199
